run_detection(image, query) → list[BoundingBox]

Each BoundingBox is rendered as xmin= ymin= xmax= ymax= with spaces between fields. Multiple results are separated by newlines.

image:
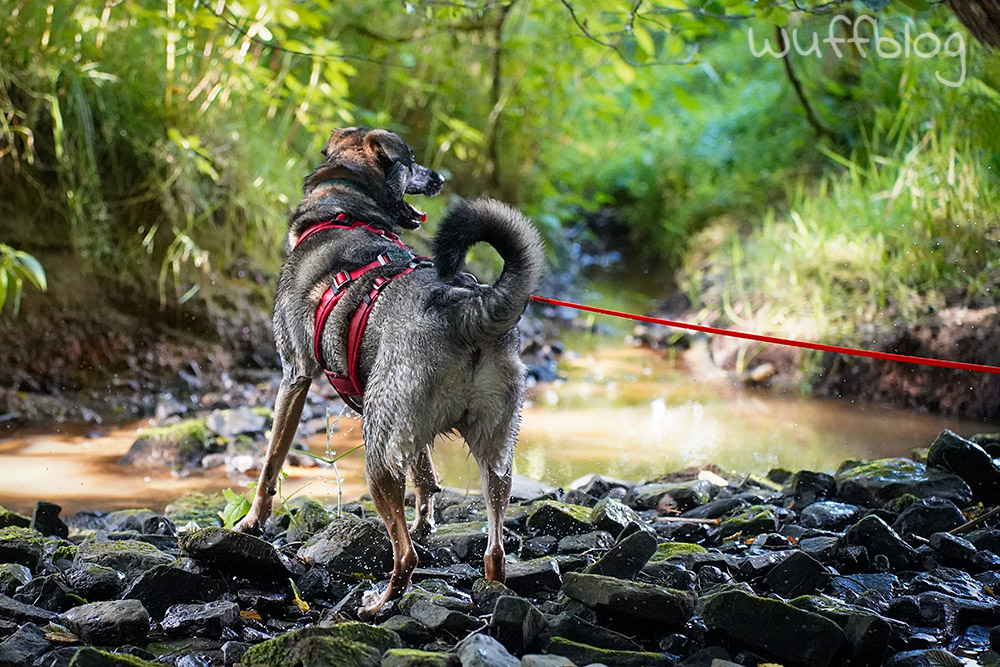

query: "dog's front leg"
xmin=358 ymin=462 xmax=417 ymax=620
xmin=234 ymin=374 xmax=311 ymax=534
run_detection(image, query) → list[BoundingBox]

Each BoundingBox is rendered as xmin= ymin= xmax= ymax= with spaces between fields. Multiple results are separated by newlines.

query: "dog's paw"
xmin=408 ymin=519 xmax=435 ymax=542
xmin=357 ymin=588 xmax=385 ymax=621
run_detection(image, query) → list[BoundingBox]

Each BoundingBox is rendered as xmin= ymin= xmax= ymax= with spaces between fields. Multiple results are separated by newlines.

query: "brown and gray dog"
xmin=234 ymin=127 xmax=545 ymax=619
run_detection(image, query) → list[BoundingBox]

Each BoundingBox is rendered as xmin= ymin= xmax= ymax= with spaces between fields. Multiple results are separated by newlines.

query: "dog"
xmin=234 ymin=127 xmax=545 ymax=619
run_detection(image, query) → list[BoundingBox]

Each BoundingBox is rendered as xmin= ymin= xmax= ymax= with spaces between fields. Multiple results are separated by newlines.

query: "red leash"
xmin=529 ymin=295 xmax=1000 ymax=376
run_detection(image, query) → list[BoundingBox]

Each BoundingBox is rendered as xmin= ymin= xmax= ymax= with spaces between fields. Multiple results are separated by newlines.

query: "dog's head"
xmin=305 ymin=127 xmax=444 ymax=230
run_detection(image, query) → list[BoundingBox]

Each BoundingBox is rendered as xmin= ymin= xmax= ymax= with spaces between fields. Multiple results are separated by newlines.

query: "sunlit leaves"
xmin=0 ymin=245 xmax=47 ymax=317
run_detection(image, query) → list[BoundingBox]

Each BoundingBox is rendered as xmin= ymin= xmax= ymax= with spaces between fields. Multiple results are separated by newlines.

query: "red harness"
xmin=294 ymin=213 xmax=429 ymax=413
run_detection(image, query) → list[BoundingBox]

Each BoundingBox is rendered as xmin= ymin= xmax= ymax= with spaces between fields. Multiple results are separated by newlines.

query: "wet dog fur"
xmin=234 ymin=127 xmax=545 ymax=619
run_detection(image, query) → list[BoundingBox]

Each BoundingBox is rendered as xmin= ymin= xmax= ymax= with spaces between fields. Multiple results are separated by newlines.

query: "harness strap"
xmin=296 ymin=213 xmax=430 ymax=413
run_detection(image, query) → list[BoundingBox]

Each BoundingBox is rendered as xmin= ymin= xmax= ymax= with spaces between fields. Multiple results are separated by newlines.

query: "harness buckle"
xmin=335 ymin=213 xmax=347 ymax=222
xmin=333 ymin=271 xmax=352 ymax=290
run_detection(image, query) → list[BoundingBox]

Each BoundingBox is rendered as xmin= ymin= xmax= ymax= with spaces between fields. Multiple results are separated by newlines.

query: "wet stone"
xmin=629 ymin=480 xmax=714 ymax=512
xmin=14 ymin=573 xmax=75 ymax=612
xmin=765 ymin=550 xmax=830 ymax=598
xmin=0 ymin=506 xmax=30 ymax=530
xmin=470 ymin=578 xmax=516 ymax=614
xmin=221 ymin=640 xmax=250 ymax=665
xmin=296 ymin=516 xmax=392 ymax=576
xmin=841 ymin=515 xmax=918 ymax=570
xmin=884 ymin=648 xmax=965 ymax=666
xmin=180 ymin=527 xmax=290 ymax=582
xmin=162 ymin=600 xmax=240 ymax=638
xmin=584 ymin=529 xmax=657 ymax=580
xmin=521 ymin=535 xmax=557 ymax=559
xmin=30 ymin=501 xmax=68 ymax=539
xmin=0 ymin=593 xmax=57 ymax=624
xmin=504 ymin=558 xmax=562 ymax=595
xmin=380 ymin=615 xmax=434 ymax=646
xmin=719 ymin=504 xmax=791 ymax=538
xmin=800 ymin=501 xmax=861 ymax=531
xmin=545 ymin=637 xmax=676 ymax=667
xmin=73 ymin=539 xmax=174 ymax=582
xmin=789 ymin=470 xmax=837 ymax=506
xmin=526 ymin=501 xmax=593 ymax=539
xmin=0 ymin=622 xmax=50 ymax=666
xmin=680 ymin=497 xmax=749 ymax=521
xmin=928 ymin=429 xmax=1000 ymax=504
xmin=928 ymin=532 xmax=979 ymax=569
xmin=0 ymin=563 xmax=31 ymax=596
xmin=286 ymin=499 xmax=334 ymax=543
xmin=557 ymin=530 xmax=613 ymax=554
xmin=539 ymin=611 xmax=642 ymax=652
xmin=381 ymin=648 xmax=456 ymax=667
xmin=892 ymin=498 xmax=965 ymax=538
xmin=489 ymin=595 xmax=545 ymax=654
xmin=206 ymin=406 xmax=267 ymax=439
xmin=800 ymin=535 xmax=841 ymax=562
xmin=408 ymin=599 xmax=481 ymax=635
xmin=0 ymin=527 xmax=44 ymax=568
xmin=454 ymin=633 xmax=519 ymax=667
xmin=590 ymin=498 xmax=641 ymax=535
xmin=561 ymin=571 xmax=695 ymax=627
xmin=62 ymin=647 xmax=161 ymax=666
xmin=520 ymin=655 xmax=578 ymax=667
xmin=703 ymin=590 xmax=846 ymax=667
xmin=59 ymin=599 xmax=151 ymax=645
xmin=124 ymin=565 xmax=222 ymax=616
xmin=835 ymin=458 xmax=972 ymax=507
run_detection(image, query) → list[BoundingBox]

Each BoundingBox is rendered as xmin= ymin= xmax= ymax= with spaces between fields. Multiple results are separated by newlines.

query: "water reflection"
xmin=0 ymin=341 xmax=996 ymax=514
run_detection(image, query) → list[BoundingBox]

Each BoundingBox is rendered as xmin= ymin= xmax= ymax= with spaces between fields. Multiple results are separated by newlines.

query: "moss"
xmin=164 ymin=493 xmax=225 ymax=528
xmin=0 ymin=505 xmax=30 ymax=529
xmin=649 ymin=541 xmax=707 ymax=563
xmin=320 ymin=620 xmax=402 ymax=653
xmin=381 ymin=648 xmax=453 ymax=667
xmin=241 ymin=627 xmax=381 ymax=667
xmin=52 ymin=544 xmax=78 ymax=560
xmin=532 ymin=500 xmax=592 ymax=523
xmin=68 ymin=647 xmax=161 ymax=666
xmin=546 ymin=637 xmax=675 ymax=667
xmin=136 ymin=417 xmax=210 ymax=443
xmin=0 ymin=526 xmax=44 ymax=545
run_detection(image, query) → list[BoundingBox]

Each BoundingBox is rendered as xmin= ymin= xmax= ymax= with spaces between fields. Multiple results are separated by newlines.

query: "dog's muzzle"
xmin=407 ymin=165 xmax=445 ymax=197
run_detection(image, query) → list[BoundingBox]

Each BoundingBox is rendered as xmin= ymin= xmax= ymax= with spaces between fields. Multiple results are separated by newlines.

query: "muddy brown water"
xmin=0 ymin=340 xmax=995 ymax=515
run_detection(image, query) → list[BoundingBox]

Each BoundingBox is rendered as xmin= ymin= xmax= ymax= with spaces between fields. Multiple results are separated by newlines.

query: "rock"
xmin=561 ymin=572 xmax=695 ymax=627
xmin=703 ymin=590 xmax=846 ymax=667
xmin=59 ymin=599 xmax=151 ymax=645
xmin=73 ymin=539 xmax=174 ymax=581
xmin=628 ymin=480 xmax=713 ymax=511
xmin=681 ymin=497 xmax=749 ymax=520
xmin=892 ymin=498 xmax=965 ymax=538
xmin=408 ymin=599 xmax=481 ymax=635
xmin=206 ymin=406 xmax=267 ymax=439
xmin=800 ymin=501 xmax=861 ymax=531
xmin=0 ymin=622 xmax=50 ymax=666
xmin=908 ymin=568 xmax=988 ymax=600
xmin=526 ymin=501 xmax=593 ymax=538
xmin=883 ymin=649 xmax=965 ymax=666
xmin=556 ymin=531 xmax=613 ymax=554
xmin=454 ymin=633 xmax=519 ymax=667
xmin=296 ymin=516 xmax=392 ymax=576
xmin=645 ymin=541 xmax=708 ymax=571
xmin=66 ymin=647 xmax=161 ymax=666
xmin=162 ymin=600 xmax=240 ymax=638
xmin=14 ymin=574 xmax=75 ymax=612
xmin=520 ymin=655 xmax=577 ymax=667
xmin=841 ymin=515 xmax=918 ymax=570
xmin=800 ymin=535 xmax=841 ymax=562
xmin=179 ymin=527 xmax=291 ymax=582
xmin=538 ymin=612 xmax=642 ymax=652
xmin=0 ymin=563 xmax=31 ymax=596
xmin=121 ymin=418 xmax=214 ymax=468
xmin=423 ymin=521 xmax=520 ymax=562
xmin=0 ymin=505 xmax=30 ymax=530
xmin=521 ymin=535 xmax=557 ymax=559
xmin=544 ymin=637 xmax=675 ymax=666
xmin=123 ymin=565 xmax=221 ymax=616
xmin=240 ymin=624 xmax=390 ymax=667
xmin=766 ymin=551 xmax=830 ymax=597
xmin=509 ymin=474 xmax=557 ymax=501
xmin=590 ymin=498 xmax=641 ymax=535
xmin=0 ymin=593 xmax=57 ymax=624
xmin=30 ymin=501 xmax=68 ymax=539
xmin=221 ymin=641 xmax=251 ymax=665
xmin=583 ymin=530 xmax=657 ymax=580
xmin=789 ymin=471 xmax=837 ymax=506
xmin=380 ymin=615 xmax=434 ymax=645
xmin=927 ymin=429 xmax=1000 ymax=504
xmin=835 ymin=458 xmax=972 ymax=507
xmin=719 ymin=504 xmax=792 ymax=538
xmin=65 ymin=564 xmax=125 ymax=601
xmin=0 ymin=527 xmax=44 ymax=568
xmin=470 ymin=578 xmax=517 ymax=614
xmin=843 ymin=613 xmax=892 ymax=667
xmin=928 ymin=531 xmax=978 ymax=568
xmin=103 ymin=509 xmax=175 ymax=535
xmin=381 ymin=648 xmax=456 ymax=667
xmin=163 ymin=493 xmax=226 ymax=528
xmin=286 ymin=499 xmax=334 ymax=542
xmin=677 ymin=646 xmax=732 ymax=666
xmin=489 ymin=595 xmax=545 ymax=654
xmin=504 ymin=558 xmax=562 ymax=595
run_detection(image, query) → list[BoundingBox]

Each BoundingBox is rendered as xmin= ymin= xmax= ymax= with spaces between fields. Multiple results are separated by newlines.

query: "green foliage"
xmin=0 ymin=244 xmax=46 ymax=316
xmin=219 ymin=486 xmax=253 ymax=529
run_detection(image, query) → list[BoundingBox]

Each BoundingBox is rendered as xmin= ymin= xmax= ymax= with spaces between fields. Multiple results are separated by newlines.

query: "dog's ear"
xmin=364 ymin=130 xmax=413 ymax=170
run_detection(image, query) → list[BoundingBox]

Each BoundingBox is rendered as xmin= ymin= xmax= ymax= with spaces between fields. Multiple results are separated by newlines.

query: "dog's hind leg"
xmin=408 ymin=445 xmax=439 ymax=540
xmin=480 ymin=460 xmax=512 ymax=581
xmin=234 ymin=372 xmax=311 ymax=534
xmin=358 ymin=458 xmax=418 ymax=620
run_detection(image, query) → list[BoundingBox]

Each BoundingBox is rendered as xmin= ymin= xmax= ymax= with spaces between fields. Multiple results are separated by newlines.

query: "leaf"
xmin=896 ymin=0 xmax=931 ymax=11
xmin=0 ymin=270 xmax=7 ymax=314
xmin=767 ymin=7 xmax=790 ymax=27
xmin=672 ymin=85 xmax=700 ymax=112
xmin=861 ymin=0 xmax=890 ymax=9
xmin=14 ymin=251 xmax=46 ymax=291
xmin=634 ymin=27 xmax=656 ymax=58
xmin=218 ymin=488 xmax=252 ymax=529
xmin=290 ymin=579 xmax=310 ymax=612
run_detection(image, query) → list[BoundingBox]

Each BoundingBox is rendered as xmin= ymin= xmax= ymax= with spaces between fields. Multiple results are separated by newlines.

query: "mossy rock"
xmin=164 ymin=493 xmax=226 ymax=529
xmin=648 ymin=541 xmax=707 ymax=563
xmin=0 ymin=505 xmax=31 ymax=529
xmin=121 ymin=418 xmax=216 ymax=469
xmin=381 ymin=648 xmax=456 ymax=667
xmin=526 ymin=500 xmax=594 ymax=538
xmin=545 ymin=637 xmax=675 ymax=667
xmin=73 ymin=539 xmax=174 ymax=580
xmin=241 ymin=625 xmax=382 ymax=667
xmin=0 ymin=526 xmax=45 ymax=567
xmin=719 ymin=504 xmax=787 ymax=538
xmin=835 ymin=457 xmax=972 ymax=507
xmin=286 ymin=499 xmax=335 ymax=543
xmin=69 ymin=647 xmax=160 ymax=666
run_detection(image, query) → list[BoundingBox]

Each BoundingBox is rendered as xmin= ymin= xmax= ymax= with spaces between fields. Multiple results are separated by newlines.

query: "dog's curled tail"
xmin=433 ymin=198 xmax=545 ymax=341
